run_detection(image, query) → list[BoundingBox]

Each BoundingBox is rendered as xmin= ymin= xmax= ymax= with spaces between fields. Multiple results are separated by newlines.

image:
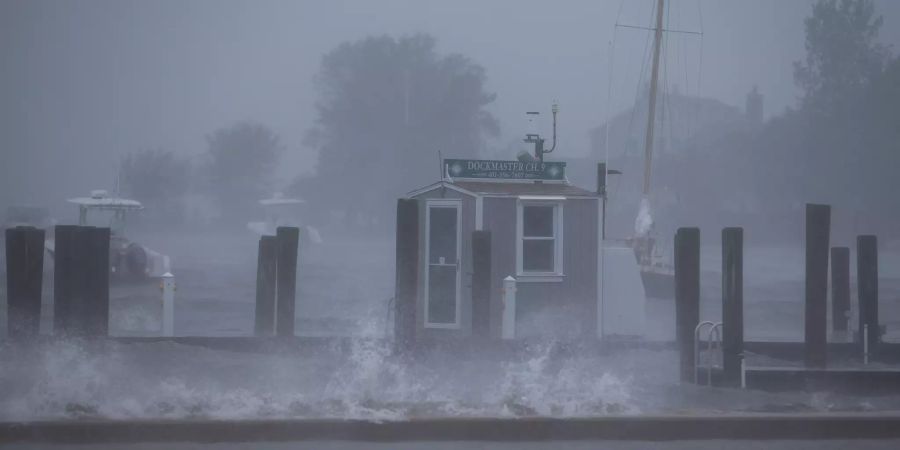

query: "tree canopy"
xmin=120 ymin=148 xmax=191 ymax=224
xmin=597 ymin=0 xmax=900 ymax=240
xmin=794 ymin=0 xmax=888 ymax=114
xmin=748 ymin=0 xmax=897 ymax=235
xmin=303 ymin=34 xmax=498 ymax=227
xmin=205 ymin=121 xmax=282 ymax=221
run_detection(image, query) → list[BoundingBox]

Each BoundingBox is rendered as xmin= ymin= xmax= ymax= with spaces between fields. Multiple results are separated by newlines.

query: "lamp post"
xmin=523 ymin=103 xmax=559 ymax=163
xmin=598 ymin=164 xmax=622 ymax=240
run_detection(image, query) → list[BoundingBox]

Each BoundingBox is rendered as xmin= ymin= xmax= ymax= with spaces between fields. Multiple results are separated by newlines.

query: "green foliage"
xmin=794 ymin=0 xmax=888 ymax=114
xmin=120 ymin=149 xmax=191 ymax=222
xmin=304 ymin=34 xmax=498 ymax=226
xmin=758 ymin=0 xmax=898 ymax=230
xmin=205 ymin=121 xmax=282 ymax=220
xmin=121 ymin=148 xmax=191 ymax=202
xmin=627 ymin=0 xmax=900 ymax=238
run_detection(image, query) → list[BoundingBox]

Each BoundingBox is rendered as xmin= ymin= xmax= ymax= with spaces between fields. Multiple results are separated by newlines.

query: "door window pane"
xmin=523 ymin=205 xmax=554 ymax=237
xmin=429 ymin=207 xmax=457 ymax=264
xmin=428 ymin=265 xmax=457 ymax=324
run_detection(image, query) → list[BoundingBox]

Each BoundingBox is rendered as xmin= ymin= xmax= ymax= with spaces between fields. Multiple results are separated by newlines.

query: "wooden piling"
xmin=68 ymin=226 xmax=94 ymax=336
xmin=275 ymin=227 xmax=299 ymax=337
xmin=805 ymin=204 xmax=830 ymax=368
xmin=254 ymin=235 xmax=277 ymax=337
xmin=394 ymin=199 xmax=418 ymax=352
xmin=831 ymin=247 xmax=850 ymax=332
xmin=675 ymin=227 xmax=700 ymax=383
xmin=85 ymin=227 xmax=110 ymax=337
xmin=857 ymin=235 xmax=879 ymax=350
xmin=52 ymin=225 xmax=77 ymax=335
xmin=722 ymin=227 xmax=744 ymax=386
xmin=5 ymin=226 xmax=45 ymax=338
xmin=471 ymin=230 xmax=492 ymax=339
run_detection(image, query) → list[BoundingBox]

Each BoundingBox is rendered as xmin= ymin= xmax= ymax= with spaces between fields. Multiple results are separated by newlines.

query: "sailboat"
xmin=629 ymin=0 xmax=676 ymax=299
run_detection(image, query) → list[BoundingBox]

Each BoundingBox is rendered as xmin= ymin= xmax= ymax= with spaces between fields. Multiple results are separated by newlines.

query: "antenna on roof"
xmin=523 ymin=103 xmax=559 ymax=163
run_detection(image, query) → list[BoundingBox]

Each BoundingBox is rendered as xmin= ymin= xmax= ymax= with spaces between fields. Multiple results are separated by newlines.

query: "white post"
xmin=740 ymin=356 xmax=746 ymax=389
xmin=161 ymin=272 xmax=175 ymax=337
xmin=502 ymin=276 xmax=517 ymax=340
xmin=846 ymin=311 xmax=853 ymax=343
xmin=864 ymin=324 xmax=869 ymax=365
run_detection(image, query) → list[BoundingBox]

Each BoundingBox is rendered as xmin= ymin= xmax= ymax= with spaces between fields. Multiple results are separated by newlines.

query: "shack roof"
xmin=408 ymin=180 xmax=598 ymax=198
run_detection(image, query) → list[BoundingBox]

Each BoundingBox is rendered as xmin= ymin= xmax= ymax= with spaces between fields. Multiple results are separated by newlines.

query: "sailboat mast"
xmin=642 ymin=0 xmax=665 ymax=196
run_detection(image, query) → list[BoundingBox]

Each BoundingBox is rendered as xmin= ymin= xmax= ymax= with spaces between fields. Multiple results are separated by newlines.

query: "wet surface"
xmin=1 ymin=231 xmax=900 ymax=421
xmin=5 ymin=441 xmax=900 ymax=450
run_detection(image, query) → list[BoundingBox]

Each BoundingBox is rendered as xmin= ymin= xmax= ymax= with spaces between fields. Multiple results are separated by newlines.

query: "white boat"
xmin=625 ymin=0 xmax=678 ymax=299
xmin=247 ymin=193 xmax=323 ymax=244
xmin=59 ymin=190 xmax=172 ymax=280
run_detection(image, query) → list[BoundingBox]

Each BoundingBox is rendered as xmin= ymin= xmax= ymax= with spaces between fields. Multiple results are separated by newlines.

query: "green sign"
xmin=445 ymin=159 xmax=566 ymax=181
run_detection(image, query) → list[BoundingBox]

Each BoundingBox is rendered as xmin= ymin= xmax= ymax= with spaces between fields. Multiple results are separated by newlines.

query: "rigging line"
xmin=659 ymin=2 xmax=674 ymax=160
xmin=614 ymin=23 xmax=702 ymax=35
xmin=696 ymin=0 xmax=704 ymax=34
xmin=695 ymin=0 xmax=705 ymax=142
xmin=625 ymin=0 xmax=657 ymax=159
xmin=604 ymin=2 xmax=620 ymax=204
xmin=614 ymin=0 xmax=627 ymax=26
xmin=606 ymin=0 xmax=627 ymax=206
xmin=668 ymin=0 xmax=680 ymax=153
xmin=677 ymin=0 xmax=691 ymax=137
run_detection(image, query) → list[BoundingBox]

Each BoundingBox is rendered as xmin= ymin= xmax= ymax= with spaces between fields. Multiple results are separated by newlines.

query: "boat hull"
xmin=640 ymin=268 xmax=674 ymax=299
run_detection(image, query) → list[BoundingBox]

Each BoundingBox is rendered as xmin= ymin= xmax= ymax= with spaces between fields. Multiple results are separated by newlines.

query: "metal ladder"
xmin=694 ymin=321 xmax=723 ymax=385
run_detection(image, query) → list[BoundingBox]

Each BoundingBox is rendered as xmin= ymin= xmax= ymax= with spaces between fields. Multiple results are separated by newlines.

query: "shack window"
xmin=517 ymin=200 xmax=563 ymax=278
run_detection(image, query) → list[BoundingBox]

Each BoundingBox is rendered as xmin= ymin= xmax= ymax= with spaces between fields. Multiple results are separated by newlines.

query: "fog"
xmin=4 ymin=0 xmax=900 ymax=442
xmin=4 ymin=0 xmax=900 ymax=223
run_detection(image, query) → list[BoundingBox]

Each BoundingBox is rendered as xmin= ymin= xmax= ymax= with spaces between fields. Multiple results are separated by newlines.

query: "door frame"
xmin=424 ymin=199 xmax=462 ymax=329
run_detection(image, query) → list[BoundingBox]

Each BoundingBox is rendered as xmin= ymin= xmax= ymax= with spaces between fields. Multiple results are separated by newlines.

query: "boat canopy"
xmin=259 ymin=192 xmax=305 ymax=207
xmin=67 ymin=190 xmax=143 ymax=211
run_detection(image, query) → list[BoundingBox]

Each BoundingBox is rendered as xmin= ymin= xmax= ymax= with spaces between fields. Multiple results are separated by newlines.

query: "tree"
xmin=120 ymin=148 xmax=191 ymax=224
xmin=793 ymin=0 xmax=888 ymax=114
xmin=205 ymin=121 xmax=282 ymax=222
xmin=304 ymin=34 xmax=499 ymax=227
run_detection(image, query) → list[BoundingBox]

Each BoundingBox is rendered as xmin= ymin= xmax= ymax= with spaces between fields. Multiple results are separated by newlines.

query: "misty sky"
xmin=2 ymin=0 xmax=900 ymax=214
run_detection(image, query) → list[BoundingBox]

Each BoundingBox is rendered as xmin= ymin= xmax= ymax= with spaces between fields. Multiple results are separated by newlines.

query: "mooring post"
xmin=275 ymin=226 xmax=299 ymax=337
xmin=857 ymin=235 xmax=879 ymax=353
xmin=864 ymin=324 xmax=870 ymax=365
xmin=254 ymin=235 xmax=277 ymax=337
xmin=805 ymin=204 xmax=830 ymax=368
xmin=675 ymin=227 xmax=700 ymax=384
xmin=831 ymin=247 xmax=851 ymax=334
xmin=471 ymin=230 xmax=492 ymax=339
xmin=5 ymin=226 xmax=45 ymax=339
xmin=70 ymin=226 xmax=95 ymax=336
xmin=722 ymin=227 xmax=744 ymax=387
xmin=160 ymin=272 xmax=175 ymax=337
xmin=85 ymin=227 xmax=110 ymax=337
xmin=52 ymin=225 xmax=77 ymax=335
xmin=394 ymin=199 xmax=418 ymax=352
xmin=501 ymin=276 xmax=517 ymax=340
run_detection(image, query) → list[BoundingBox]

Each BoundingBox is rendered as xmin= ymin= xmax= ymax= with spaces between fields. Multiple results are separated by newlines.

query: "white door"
xmin=425 ymin=201 xmax=461 ymax=328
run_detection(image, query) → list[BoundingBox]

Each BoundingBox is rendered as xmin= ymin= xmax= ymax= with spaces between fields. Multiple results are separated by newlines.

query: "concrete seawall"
xmin=4 ymin=415 xmax=900 ymax=444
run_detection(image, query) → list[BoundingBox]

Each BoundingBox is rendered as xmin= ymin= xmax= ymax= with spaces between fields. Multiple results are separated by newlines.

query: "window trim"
xmin=516 ymin=198 xmax=564 ymax=282
xmin=424 ymin=199 xmax=463 ymax=329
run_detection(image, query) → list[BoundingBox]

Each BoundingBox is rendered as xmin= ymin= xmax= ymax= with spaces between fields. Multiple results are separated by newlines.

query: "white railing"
xmin=694 ymin=321 xmax=722 ymax=385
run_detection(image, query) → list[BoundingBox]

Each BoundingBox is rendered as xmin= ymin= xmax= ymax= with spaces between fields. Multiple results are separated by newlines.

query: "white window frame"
xmin=516 ymin=197 xmax=564 ymax=282
xmin=424 ymin=199 xmax=463 ymax=329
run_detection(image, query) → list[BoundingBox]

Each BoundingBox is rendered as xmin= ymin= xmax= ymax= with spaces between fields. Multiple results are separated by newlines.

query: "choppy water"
xmin=4 ymin=336 xmax=900 ymax=421
xmin=1 ymin=231 xmax=900 ymax=421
